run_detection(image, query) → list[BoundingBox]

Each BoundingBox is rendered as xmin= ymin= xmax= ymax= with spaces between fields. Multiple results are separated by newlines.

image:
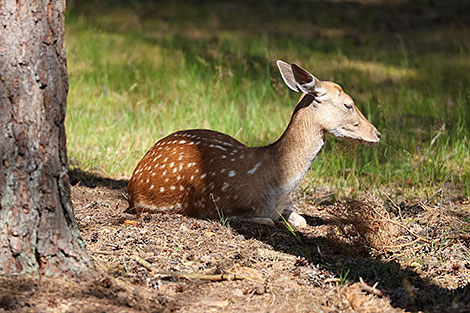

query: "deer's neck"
xmin=269 ymin=95 xmax=324 ymax=191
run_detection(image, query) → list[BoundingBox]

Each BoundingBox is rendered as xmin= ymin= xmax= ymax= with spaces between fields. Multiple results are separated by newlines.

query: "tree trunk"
xmin=0 ymin=0 xmax=93 ymax=275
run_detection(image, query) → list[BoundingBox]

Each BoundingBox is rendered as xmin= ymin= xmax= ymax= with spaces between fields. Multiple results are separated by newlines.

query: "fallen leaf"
xmin=123 ymin=220 xmax=139 ymax=226
xmin=202 ymin=299 xmax=229 ymax=308
xmin=204 ymin=231 xmax=215 ymax=237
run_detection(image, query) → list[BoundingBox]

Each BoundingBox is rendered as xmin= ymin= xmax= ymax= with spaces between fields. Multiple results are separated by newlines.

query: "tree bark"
xmin=0 ymin=0 xmax=93 ymax=275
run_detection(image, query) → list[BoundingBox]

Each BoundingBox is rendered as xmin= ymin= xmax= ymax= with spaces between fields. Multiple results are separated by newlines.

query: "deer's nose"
xmin=376 ymin=131 xmax=381 ymax=140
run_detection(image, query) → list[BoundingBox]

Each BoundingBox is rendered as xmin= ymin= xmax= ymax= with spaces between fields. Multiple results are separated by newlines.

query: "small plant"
xmin=210 ymin=193 xmax=228 ymax=227
xmin=339 ymin=269 xmax=351 ymax=285
xmin=278 ymin=211 xmax=302 ymax=244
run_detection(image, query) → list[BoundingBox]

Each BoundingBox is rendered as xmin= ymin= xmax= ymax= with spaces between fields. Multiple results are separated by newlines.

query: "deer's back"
xmin=128 ymin=129 xmax=270 ymax=218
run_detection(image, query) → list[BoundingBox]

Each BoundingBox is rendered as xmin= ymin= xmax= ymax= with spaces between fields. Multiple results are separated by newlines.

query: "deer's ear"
xmin=277 ymin=60 xmax=324 ymax=95
xmin=277 ymin=60 xmax=322 ymax=96
xmin=290 ymin=63 xmax=323 ymax=95
xmin=277 ymin=60 xmax=299 ymax=92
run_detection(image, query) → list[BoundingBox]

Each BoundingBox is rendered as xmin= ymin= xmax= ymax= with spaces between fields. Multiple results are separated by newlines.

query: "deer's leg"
xmin=229 ymin=216 xmax=275 ymax=227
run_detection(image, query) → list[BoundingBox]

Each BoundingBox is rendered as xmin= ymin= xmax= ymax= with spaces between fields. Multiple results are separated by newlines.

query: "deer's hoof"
xmin=288 ymin=212 xmax=307 ymax=228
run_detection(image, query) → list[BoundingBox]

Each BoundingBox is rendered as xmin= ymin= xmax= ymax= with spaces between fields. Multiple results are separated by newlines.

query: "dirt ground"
xmin=1 ymin=169 xmax=469 ymax=312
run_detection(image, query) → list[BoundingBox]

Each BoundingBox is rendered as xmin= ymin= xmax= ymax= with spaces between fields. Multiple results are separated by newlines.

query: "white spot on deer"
xmin=200 ymin=173 xmax=207 ymax=179
xmin=209 ymin=144 xmax=228 ymax=151
xmin=239 ymin=154 xmax=245 ymax=159
xmin=179 ymin=140 xmax=186 ymax=144
xmin=149 ymin=185 xmax=155 ymax=190
xmin=164 ymin=157 xmax=168 ymax=162
xmin=170 ymin=186 xmax=176 ymax=190
xmin=160 ymin=187 xmax=165 ymax=192
xmin=228 ymin=170 xmax=236 ymax=177
xmin=195 ymin=168 xmax=200 ymax=173
xmin=178 ymin=155 xmax=183 ymax=161
xmin=190 ymin=175 xmax=194 ymax=181
xmin=173 ymin=167 xmax=177 ymax=173
xmin=215 ymin=196 xmax=221 ymax=201
xmin=161 ymin=164 xmax=166 ymax=169
xmin=146 ymin=179 xmax=149 ymax=183
xmin=248 ymin=162 xmax=262 ymax=175
xmin=179 ymin=164 xmax=183 ymax=171
xmin=165 ymin=178 xmax=169 ymax=182
xmin=179 ymin=185 xmax=184 ymax=191
xmin=169 ymin=162 xmax=174 ymax=168
xmin=220 ymin=169 xmax=226 ymax=173
xmin=177 ymin=175 xmax=181 ymax=180
xmin=221 ymin=155 xmax=227 ymax=159
xmin=230 ymin=158 xmax=236 ymax=161
xmin=158 ymin=147 xmax=163 ymax=150
xmin=189 ymin=142 xmax=194 ymax=145
xmin=211 ymin=171 xmax=216 ymax=176
xmin=226 ymin=143 xmax=235 ymax=148
xmin=221 ymin=182 xmax=230 ymax=192
xmin=151 ymin=172 xmax=156 ymax=177
xmin=163 ymin=170 xmax=167 ymax=176
xmin=175 ymin=203 xmax=182 ymax=209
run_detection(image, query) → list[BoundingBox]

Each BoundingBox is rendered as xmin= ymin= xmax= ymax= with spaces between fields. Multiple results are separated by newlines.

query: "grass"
xmin=211 ymin=193 xmax=229 ymax=227
xmin=65 ymin=0 xmax=470 ymax=200
xmin=279 ymin=213 xmax=303 ymax=244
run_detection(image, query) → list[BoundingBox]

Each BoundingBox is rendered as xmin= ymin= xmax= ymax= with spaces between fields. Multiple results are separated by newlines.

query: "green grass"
xmin=65 ymin=0 xmax=470 ymax=200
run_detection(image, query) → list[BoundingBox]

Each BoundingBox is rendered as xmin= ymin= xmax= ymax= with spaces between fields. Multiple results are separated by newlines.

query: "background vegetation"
xmin=65 ymin=0 xmax=470 ymax=200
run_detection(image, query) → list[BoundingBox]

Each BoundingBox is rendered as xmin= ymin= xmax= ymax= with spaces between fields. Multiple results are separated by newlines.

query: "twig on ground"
xmin=377 ymin=238 xmax=421 ymax=250
xmin=94 ymin=250 xmax=115 ymax=255
xmin=359 ymin=277 xmax=384 ymax=297
xmin=423 ymin=188 xmax=442 ymax=205
xmin=369 ymin=205 xmax=432 ymax=245
xmin=324 ymin=278 xmax=341 ymax=284
xmin=380 ymin=217 xmax=432 ymax=244
xmin=382 ymin=192 xmax=402 ymax=219
xmin=132 ymin=255 xmax=243 ymax=281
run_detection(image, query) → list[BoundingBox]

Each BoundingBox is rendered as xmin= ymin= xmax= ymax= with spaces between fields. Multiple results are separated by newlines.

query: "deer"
xmin=127 ymin=60 xmax=381 ymax=228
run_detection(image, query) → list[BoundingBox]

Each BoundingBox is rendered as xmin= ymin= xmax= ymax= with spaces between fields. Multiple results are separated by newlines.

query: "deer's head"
xmin=277 ymin=60 xmax=381 ymax=143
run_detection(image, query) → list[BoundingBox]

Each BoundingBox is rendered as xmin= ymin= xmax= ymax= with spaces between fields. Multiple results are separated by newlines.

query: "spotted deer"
xmin=127 ymin=60 xmax=381 ymax=227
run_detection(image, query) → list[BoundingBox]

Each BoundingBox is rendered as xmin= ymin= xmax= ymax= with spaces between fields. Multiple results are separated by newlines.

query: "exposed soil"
xmin=1 ymin=170 xmax=469 ymax=312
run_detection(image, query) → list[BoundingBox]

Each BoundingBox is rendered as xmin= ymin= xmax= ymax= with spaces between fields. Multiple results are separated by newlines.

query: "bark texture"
xmin=0 ymin=0 xmax=93 ymax=275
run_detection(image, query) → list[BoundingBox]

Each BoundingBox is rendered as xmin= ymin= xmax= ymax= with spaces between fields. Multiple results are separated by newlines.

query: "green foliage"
xmin=339 ymin=268 xmax=351 ymax=285
xmin=65 ymin=1 xmax=470 ymax=199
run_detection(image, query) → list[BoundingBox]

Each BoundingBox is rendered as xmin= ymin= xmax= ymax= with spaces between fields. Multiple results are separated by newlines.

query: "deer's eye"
xmin=344 ymin=103 xmax=353 ymax=110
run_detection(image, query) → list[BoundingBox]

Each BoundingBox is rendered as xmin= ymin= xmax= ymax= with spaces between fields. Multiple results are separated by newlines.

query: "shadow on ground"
xmin=69 ymin=168 xmax=129 ymax=190
xmin=229 ymin=211 xmax=470 ymax=313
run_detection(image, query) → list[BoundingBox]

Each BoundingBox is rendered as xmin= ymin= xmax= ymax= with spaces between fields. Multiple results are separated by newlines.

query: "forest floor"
xmin=1 ymin=170 xmax=469 ymax=312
